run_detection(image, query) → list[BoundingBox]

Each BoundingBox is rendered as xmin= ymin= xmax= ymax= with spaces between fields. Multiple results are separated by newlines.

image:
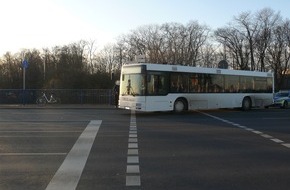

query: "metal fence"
xmin=0 ymin=89 xmax=114 ymax=105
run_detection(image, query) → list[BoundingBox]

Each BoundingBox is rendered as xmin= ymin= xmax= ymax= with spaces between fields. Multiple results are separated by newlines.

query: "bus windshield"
xmin=120 ymin=74 xmax=145 ymax=96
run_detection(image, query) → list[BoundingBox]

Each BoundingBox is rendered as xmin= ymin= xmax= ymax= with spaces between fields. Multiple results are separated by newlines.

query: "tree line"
xmin=0 ymin=8 xmax=289 ymax=90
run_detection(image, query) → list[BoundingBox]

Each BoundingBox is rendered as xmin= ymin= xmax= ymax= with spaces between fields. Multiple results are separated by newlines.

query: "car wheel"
xmin=282 ymin=101 xmax=288 ymax=109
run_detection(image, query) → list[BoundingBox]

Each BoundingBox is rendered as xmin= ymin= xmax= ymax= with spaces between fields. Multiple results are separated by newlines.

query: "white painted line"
xmin=271 ymin=139 xmax=284 ymax=143
xmin=198 ymin=111 xmax=290 ymax=150
xmin=127 ymin=156 xmax=139 ymax=164
xmin=238 ymin=126 xmax=247 ymax=129
xmin=46 ymin=120 xmax=101 ymax=190
xmin=0 ymin=153 xmax=67 ymax=156
xmin=261 ymin=134 xmax=273 ymax=139
xmin=129 ymin=134 xmax=137 ymax=138
xmin=129 ymin=138 xmax=138 ymax=143
xmin=252 ymin=130 xmax=263 ymax=134
xmin=128 ymin=149 xmax=139 ymax=155
xmin=282 ymin=143 xmax=290 ymax=148
xmin=126 ymin=176 xmax=141 ymax=186
xmin=127 ymin=165 xmax=140 ymax=173
xmin=126 ymin=110 xmax=141 ymax=187
xmin=128 ymin=143 xmax=138 ymax=148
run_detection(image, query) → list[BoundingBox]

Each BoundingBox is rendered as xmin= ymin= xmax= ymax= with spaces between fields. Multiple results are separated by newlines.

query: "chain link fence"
xmin=0 ymin=89 xmax=114 ymax=105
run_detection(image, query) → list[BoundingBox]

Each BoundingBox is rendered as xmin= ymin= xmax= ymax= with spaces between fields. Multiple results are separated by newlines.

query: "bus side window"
xmin=189 ymin=74 xmax=201 ymax=92
xmin=171 ymin=82 xmax=177 ymax=92
xmin=170 ymin=73 xmax=188 ymax=93
xmin=147 ymin=73 xmax=169 ymax=95
xmin=156 ymin=74 xmax=169 ymax=95
xmin=170 ymin=74 xmax=178 ymax=92
xmin=180 ymin=75 xmax=189 ymax=92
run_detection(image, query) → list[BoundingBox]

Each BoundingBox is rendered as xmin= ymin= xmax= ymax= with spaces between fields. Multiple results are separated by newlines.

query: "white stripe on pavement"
xmin=126 ymin=110 xmax=141 ymax=187
xmin=45 ymin=120 xmax=102 ymax=190
xmin=198 ymin=111 xmax=290 ymax=149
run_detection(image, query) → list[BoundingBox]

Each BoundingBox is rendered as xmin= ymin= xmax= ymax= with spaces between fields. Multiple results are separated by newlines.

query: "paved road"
xmin=0 ymin=107 xmax=290 ymax=189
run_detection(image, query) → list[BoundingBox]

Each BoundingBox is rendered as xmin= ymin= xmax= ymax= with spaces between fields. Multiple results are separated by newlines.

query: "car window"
xmin=276 ymin=92 xmax=290 ymax=97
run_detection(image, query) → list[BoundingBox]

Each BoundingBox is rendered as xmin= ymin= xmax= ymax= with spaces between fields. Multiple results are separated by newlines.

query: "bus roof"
xmin=122 ymin=63 xmax=273 ymax=77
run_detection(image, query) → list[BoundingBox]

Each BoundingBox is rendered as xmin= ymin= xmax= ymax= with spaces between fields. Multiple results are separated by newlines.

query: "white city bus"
xmin=118 ymin=63 xmax=274 ymax=112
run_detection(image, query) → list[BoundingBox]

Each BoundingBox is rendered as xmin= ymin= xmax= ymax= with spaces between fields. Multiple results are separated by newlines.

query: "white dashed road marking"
xmin=126 ymin=110 xmax=141 ymax=187
xmin=271 ymin=138 xmax=284 ymax=143
xmin=46 ymin=120 xmax=102 ymax=190
xmin=199 ymin=111 xmax=290 ymax=149
xmin=282 ymin=143 xmax=290 ymax=148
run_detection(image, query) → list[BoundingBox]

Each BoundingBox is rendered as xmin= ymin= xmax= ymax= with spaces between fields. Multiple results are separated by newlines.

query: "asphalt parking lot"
xmin=0 ymin=106 xmax=290 ymax=190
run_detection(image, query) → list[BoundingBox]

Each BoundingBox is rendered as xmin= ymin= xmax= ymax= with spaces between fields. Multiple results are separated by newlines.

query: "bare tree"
xmin=116 ymin=21 xmax=210 ymax=66
xmin=85 ymin=40 xmax=98 ymax=74
xmin=0 ymin=52 xmax=22 ymax=88
xmin=215 ymin=27 xmax=249 ymax=70
xmin=255 ymin=8 xmax=282 ymax=71
xmin=234 ymin=11 xmax=258 ymax=70
xmin=161 ymin=22 xmax=186 ymax=64
xmin=185 ymin=21 xmax=210 ymax=66
xmin=93 ymin=43 xmax=118 ymax=75
xmin=113 ymin=41 xmax=126 ymax=72
xmin=200 ymin=43 xmax=218 ymax=68
xmin=267 ymin=20 xmax=290 ymax=90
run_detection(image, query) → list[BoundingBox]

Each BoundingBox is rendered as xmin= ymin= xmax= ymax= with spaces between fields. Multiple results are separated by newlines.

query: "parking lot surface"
xmin=0 ymin=106 xmax=290 ymax=189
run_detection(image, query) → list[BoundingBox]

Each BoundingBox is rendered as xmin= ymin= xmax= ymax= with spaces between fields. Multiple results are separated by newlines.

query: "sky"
xmin=1 ymin=0 xmax=290 ymax=55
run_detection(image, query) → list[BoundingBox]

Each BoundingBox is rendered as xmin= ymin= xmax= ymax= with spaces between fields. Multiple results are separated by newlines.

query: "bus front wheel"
xmin=242 ymin=97 xmax=252 ymax=111
xmin=174 ymin=98 xmax=187 ymax=113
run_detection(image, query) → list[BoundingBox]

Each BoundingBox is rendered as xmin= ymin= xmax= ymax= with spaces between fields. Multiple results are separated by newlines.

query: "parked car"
xmin=273 ymin=90 xmax=290 ymax=108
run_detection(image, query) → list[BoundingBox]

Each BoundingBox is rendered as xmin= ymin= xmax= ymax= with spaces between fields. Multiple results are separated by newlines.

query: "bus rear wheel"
xmin=242 ymin=97 xmax=252 ymax=111
xmin=174 ymin=98 xmax=187 ymax=113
